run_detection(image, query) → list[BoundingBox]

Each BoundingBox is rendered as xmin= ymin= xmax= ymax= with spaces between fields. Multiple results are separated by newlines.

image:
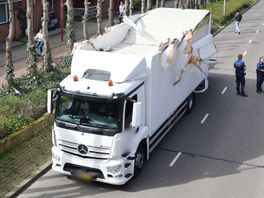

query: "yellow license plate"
xmin=74 ymin=170 xmax=94 ymax=182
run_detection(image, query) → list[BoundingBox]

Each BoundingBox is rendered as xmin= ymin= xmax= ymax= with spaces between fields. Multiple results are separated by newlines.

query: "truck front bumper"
xmin=52 ymin=146 xmax=134 ymax=185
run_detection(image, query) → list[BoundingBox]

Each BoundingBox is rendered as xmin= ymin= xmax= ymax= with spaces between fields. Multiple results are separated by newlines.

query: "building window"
xmin=0 ymin=2 xmax=8 ymax=24
xmin=48 ymin=0 xmax=54 ymax=13
xmin=0 ymin=1 xmax=22 ymax=24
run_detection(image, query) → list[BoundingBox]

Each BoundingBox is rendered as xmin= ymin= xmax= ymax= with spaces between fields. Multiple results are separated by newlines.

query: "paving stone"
xmin=0 ymin=124 xmax=52 ymax=198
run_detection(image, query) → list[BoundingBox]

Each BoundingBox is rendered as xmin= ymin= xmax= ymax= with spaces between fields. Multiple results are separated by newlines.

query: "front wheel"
xmin=186 ymin=93 xmax=195 ymax=114
xmin=134 ymin=145 xmax=145 ymax=177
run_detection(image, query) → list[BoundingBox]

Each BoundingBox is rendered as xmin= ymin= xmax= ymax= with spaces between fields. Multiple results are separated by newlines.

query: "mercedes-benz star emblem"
xmin=77 ymin=144 xmax=88 ymax=154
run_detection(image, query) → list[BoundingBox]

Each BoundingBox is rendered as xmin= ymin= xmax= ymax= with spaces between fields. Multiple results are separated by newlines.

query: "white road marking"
xmin=249 ymin=40 xmax=252 ymax=43
xmin=256 ymin=30 xmax=260 ymax=33
xmin=262 ymin=23 xmax=264 ymax=26
xmin=169 ymin=152 xmax=182 ymax=167
xmin=221 ymin=87 xmax=228 ymax=94
xmin=243 ymin=51 xmax=247 ymax=56
xmin=201 ymin=113 xmax=209 ymax=124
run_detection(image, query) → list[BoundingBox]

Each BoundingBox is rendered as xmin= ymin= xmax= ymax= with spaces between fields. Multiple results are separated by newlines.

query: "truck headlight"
xmin=107 ymin=165 xmax=122 ymax=174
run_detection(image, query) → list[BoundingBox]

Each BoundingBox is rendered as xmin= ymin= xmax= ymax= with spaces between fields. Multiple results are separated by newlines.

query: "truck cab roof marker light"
xmin=73 ymin=74 xmax=78 ymax=81
xmin=108 ymin=79 xmax=113 ymax=86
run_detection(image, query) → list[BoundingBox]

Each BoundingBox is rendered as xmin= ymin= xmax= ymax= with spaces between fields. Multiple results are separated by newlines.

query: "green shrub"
xmin=57 ymin=55 xmax=72 ymax=68
xmin=0 ymin=55 xmax=70 ymax=138
xmin=3 ymin=115 xmax=33 ymax=135
xmin=133 ymin=0 xmax=141 ymax=10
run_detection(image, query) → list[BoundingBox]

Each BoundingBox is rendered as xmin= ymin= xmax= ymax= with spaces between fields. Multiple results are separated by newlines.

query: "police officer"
xmin=234 ymin=54 xmax=247 ymax=97
xmin=256 ymin=57 xmax=264 ymax=94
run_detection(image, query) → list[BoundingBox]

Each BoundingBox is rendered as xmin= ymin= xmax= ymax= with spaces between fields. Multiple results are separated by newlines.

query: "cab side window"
xmin=125 ymin=95 xmax=137 ymax=128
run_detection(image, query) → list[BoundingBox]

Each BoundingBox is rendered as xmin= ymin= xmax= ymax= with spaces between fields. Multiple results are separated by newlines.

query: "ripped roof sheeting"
xmin=132 ymin=8 xmax=209 ymax=44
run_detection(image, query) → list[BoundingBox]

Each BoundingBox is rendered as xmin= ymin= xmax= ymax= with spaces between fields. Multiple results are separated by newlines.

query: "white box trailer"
xmin=47 ymin=8 xmax=217 ymax=185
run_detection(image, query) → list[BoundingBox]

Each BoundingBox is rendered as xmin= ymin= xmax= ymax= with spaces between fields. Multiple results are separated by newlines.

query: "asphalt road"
xmin=18 ymin=1 xmax=264 ymax=198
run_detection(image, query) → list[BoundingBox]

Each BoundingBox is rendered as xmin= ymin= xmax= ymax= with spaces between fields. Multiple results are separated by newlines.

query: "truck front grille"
xmin=58 ymin=139 xmax=110 ymax=160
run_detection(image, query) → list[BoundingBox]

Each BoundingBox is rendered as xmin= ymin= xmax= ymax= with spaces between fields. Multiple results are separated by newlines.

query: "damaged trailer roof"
xmin=130 ymin=8 xmax=210 ymax=44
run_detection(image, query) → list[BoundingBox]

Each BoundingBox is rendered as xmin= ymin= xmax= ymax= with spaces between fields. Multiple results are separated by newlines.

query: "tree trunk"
xmin=26 ymin=0 xmax=37 ymax=75
xmin=83 ymin=0 xmax=90 ymax=38
xmin=129 ymin=0 xmax=133 ymax=16
xmin=96 ymin=0 xmax=103 ymax=35
xmin=174 ymin=0 xmax=178 ymax=8
xmin=65 ymin=0 xmax=75 ymax=51
xmin=155 ymin=0 xmax=159 ymax=8
xmin=6 ymin=0 xmax=15 ymax=86
xmin=160 ymin=0 xmax=165 ymax=7
xmin=42 ymin=0 xmax=53 ymax=71
xmin=141 ymin=0 xmax=146 ymax=13
xmin=146 ymin=0 xmax=152 ymax=11
xmin=125 ymin=0 xmax=129 ymax=16
xmin=108 ymin=0 xmax=114 ymax=26
xmin=194 ymin=0 xmax=199 ymax=9
xmin=174 ymin=0 xmax=184 ymax=8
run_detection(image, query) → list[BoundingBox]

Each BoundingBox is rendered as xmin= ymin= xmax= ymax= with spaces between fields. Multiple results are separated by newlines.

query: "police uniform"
xmin=234 ymin=59 xmax=246 ymax=95
xmin=256 ymin=61 xmax=264 ymax=93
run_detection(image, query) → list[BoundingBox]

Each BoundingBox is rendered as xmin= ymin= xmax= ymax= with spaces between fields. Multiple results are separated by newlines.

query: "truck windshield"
xmin=55 ymin=94 xmax=122 ymax=132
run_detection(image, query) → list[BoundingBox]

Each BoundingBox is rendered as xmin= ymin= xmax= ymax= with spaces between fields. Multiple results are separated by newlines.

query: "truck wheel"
xmin=134 ymin=145 xmax=145 ymax=177
xmin=186 ymin=93 xmax=195 ymax=114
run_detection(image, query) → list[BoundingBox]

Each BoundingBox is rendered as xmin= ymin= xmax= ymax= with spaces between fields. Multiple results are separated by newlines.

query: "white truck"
xmin=47 ymin=8 xmax=217 ymax=185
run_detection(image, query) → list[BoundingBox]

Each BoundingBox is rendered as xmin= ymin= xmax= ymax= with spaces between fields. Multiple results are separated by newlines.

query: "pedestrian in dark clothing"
xmin=234 ymin=11 xmax=242 ymax=34
xmin=234 ymin=54 xmax=247 ymax=97
xmin=256 ymin=57 xmax=264 ymax=94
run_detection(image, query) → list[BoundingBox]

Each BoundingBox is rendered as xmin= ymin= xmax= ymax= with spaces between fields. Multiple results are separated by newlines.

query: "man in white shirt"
xmin=34 ymin=29 xmax=44 ymax=56
xmin=118 ymin=1 xmax=125 ymax=23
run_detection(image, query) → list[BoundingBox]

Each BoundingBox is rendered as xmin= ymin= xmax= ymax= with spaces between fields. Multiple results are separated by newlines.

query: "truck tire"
xmin=134 ymin=144 xmax=145 ymax=177
xmin=186 ymin=93 xmax=195 ymax=114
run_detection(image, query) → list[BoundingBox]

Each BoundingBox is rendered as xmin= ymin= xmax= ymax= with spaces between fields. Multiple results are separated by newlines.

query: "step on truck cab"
xmin=47 ymin=8 xmax=217 ymax=185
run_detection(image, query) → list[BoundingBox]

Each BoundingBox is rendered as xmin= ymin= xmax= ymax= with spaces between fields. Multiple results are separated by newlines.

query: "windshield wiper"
xmin=78 ymin=125 xmax=106 ymax=135
xmin=56 ymin=119 xmax=79 ymax=129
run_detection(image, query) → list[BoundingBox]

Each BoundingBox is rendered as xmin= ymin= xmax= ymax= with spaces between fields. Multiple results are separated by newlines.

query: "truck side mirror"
xmin=131 ymin=102 xmax=141 ymax=128
xmin=47 ymin=89 xmax=56 ymax=114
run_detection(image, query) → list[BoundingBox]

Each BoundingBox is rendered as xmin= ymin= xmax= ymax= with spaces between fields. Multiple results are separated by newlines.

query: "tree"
xmin=83 ymin=0 xmax=90 ymax=39
xmin=129 ymin=0 xmax=133 ymax=16
xmin=108 ymin=0 xmax=114 ymax=26
xmin=96 ymin=0 xmax=103 ymax=35
xmin=26 ymin=0 xmax=37 ymax=75
xmin=141 ymin=0 xmax=146 ymax=13
xmin=155 ymin=0 xmax=159 ymax=8
xmin=5 ymin=0 xmax=15 ymax=86
xmin=125 ymin=0 xmax=129 ymax=16
xmin=160 ymin=0 xmax=165 ymax=7
xmin=146 ymin=0 xmax=152 ymax=11
xmin=65 ymin=0 xmax=75 ymax=51
xmin=42 ymin=0 xmax=53 ymax=71
xmin=174 ymin=0 xmax=184 ymax=8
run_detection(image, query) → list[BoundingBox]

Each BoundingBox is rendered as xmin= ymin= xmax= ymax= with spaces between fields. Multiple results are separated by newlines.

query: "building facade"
xmin=0 ymin=0 xmax=119 ymax=43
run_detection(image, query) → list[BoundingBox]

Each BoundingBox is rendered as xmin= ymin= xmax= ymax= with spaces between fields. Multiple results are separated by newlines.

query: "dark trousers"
xmin=118 ymin=13 xmax=123 ymax=23
xmin=256 ymin=70 xmax=264 ymax=91
xmin=236 ymin=74 xmax=245 ymax=94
